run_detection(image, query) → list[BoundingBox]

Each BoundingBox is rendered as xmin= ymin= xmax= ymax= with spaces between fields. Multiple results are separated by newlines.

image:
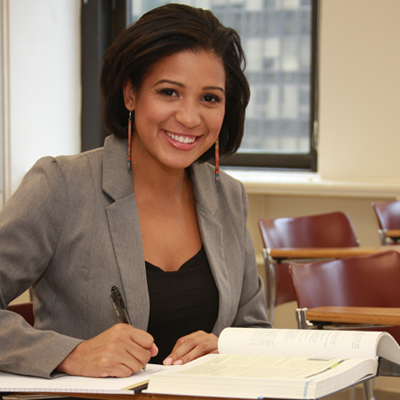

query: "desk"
xmin=263 ymin=245 xmax=400 ymax=322
xmin=377 ymin=229 xmax=400 ymax=245
xmin=268 ymin=245 xmax=400 ymax=262
xmin=305 ymin=306 xmax=400 ymax=326
xmin=386 ymin=230 xmax=400 ymax=240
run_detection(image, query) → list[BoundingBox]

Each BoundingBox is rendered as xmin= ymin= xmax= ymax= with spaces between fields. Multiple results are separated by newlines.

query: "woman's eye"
xmin=157 ymin=89 xmax=177 ymax=97
xmin=203 ymin=94 xmax=220 ymax=103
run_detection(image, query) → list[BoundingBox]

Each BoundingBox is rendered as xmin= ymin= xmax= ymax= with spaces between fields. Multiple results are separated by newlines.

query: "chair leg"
xmin=362 ymin=379 xmax=375 ymax=400
xmin=378 ymin=229 xmax=388 ymax=246
xmin=348 ymin=386 xmax=355 ymax=400
xmin=295 ymin=308 xmax=314 ymax=329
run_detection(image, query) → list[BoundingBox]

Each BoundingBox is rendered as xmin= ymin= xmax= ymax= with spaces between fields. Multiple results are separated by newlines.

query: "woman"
xmin=0 ymin=4 xmax=270 ymax=379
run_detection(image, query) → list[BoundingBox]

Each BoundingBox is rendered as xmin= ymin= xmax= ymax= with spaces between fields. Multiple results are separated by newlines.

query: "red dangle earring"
xmin=127 ymin=110 xmax=132 ymax=171
xmin=215 ymin=138 xmax=220 ymax=184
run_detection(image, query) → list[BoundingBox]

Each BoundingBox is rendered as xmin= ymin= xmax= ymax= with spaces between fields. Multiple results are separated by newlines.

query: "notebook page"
xmin=0 ymin=364 xmax=171 ymax=394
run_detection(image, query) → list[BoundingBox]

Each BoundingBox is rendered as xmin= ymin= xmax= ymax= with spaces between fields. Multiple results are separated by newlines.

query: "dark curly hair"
xmin=100 ymin=3 xmax=250 ymax=163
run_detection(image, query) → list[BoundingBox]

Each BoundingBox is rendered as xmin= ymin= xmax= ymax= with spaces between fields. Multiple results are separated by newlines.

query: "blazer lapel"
xmin=102 ymin=136 xmax=149 ymax=330
xmin=191 ymin=164 xmax=232 ymax=333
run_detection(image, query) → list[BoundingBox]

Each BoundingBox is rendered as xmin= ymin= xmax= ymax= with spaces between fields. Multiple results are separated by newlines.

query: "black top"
xmin=145 ymin=246 xmax=219 ymax=364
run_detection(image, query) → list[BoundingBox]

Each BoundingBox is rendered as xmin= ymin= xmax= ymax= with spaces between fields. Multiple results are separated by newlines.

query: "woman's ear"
xmin=122 ymin=78 xmax=136 ymax=111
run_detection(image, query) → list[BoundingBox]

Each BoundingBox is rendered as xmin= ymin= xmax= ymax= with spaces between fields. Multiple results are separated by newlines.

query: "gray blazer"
xmin=0 ymin=135 xmax=270 ymax=378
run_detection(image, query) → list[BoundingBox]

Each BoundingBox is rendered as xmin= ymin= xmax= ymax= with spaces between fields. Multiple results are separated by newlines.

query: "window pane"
xmin=128 ymin=0 xmax=313 ymax=157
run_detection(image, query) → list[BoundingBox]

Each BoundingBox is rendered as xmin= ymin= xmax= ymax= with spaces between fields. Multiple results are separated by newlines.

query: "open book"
xmin=145 ymin=328 xmax=400 ymax=399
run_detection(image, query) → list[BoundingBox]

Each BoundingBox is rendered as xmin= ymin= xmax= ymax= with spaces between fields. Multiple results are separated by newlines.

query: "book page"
xmin=377 ymin=334 xmax=400 ymax=364
xmin=219 ymin=328 xmax=394 ymax=361
xmin=145 ymin=353 xmax=377 ymax=399
xmin=172 ymin=354 xmax=357 ymax=381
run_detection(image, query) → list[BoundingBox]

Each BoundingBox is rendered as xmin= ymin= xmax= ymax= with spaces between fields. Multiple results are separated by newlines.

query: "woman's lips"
xmin=163 ymin=130 xmax=200 ymax=150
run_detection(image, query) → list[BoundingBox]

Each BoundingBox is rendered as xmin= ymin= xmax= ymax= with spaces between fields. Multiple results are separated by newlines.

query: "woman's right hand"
xmin=56 ymin=323 xmax=158 ymax=377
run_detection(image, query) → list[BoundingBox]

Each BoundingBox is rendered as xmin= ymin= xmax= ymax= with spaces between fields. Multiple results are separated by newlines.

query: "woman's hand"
xmin=163 ymin=331 xmax=218 ymax=366
xmin=57 ymin=323 xmax=158 ymax=377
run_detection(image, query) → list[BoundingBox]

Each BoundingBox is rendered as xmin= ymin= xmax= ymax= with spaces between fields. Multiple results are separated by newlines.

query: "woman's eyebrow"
xmin=155 ymin=79 xmax=225 ymax=94
xmin=204 ymin=86 xmax=225 ymax=94
xmin=154 ymin=79 xmax=184 ymax=88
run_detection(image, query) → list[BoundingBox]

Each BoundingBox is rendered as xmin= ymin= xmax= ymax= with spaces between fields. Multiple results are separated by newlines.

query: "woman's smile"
xmin=166 ymin=131 xmax=197 ymax=145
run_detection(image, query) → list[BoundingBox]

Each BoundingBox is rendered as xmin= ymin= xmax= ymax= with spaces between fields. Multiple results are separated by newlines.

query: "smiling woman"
xmin=0 ymin=3 xmax=270 ymax=379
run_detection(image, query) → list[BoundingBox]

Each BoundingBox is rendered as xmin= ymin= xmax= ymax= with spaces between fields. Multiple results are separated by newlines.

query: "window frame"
xmin=80 ymin=0 xmax=127 ymax=152
xmin=80 ymin=0 xmax=319 ymax=171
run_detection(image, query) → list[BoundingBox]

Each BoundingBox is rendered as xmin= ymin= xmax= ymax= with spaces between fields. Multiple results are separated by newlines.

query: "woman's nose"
xmin=175 ymin=101 xmax=201 ymax=128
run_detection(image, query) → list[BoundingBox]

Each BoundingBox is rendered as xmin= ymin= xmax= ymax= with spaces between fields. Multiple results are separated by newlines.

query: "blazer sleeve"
xmin=0 ymin=157 xmax=82 ymax=378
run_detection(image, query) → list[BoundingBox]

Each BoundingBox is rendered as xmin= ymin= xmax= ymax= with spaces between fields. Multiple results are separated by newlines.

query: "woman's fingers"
xmin=57 ymin=323 xmax=158 ymax=377
xmin=163 ymin=331 xmax=218 ymax=366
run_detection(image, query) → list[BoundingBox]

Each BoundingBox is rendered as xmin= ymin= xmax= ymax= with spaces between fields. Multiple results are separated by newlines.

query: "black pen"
xmin=110 ymin=285 xmax=132 ymax=325
xmin=110 ymin=286 xmax=146 ymax=371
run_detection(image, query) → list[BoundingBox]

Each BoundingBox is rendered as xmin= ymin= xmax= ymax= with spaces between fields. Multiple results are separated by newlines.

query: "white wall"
xmin=4 ymin=0 xmax=81 ymax=198
xmin=318 ymin=0 xmax=400 ymax=182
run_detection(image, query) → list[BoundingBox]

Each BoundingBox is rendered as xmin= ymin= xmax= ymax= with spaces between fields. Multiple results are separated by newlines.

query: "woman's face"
xmin=123 ymin=50 xmax=226 ymax=172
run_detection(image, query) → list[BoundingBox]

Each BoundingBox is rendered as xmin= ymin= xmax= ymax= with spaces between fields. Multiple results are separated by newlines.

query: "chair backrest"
xmin=258 ymin=211 xmax=359 ymax=311
xmin=259 ymin=211 xmax=359 ymax=249
xmin=289 ymin=250 xmax=400 ymax=343
xmin=6 ymin=302 xmax=34 ymax=326
xmin=290 ymin=250 xmax=400 ymax=309
xmin=372 ymin=200 xmax=400 ymax=230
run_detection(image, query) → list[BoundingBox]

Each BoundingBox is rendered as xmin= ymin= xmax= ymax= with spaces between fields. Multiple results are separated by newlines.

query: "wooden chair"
xmin=258 ymin=211 xmax=359 ymax=322
xmin=372 ymin=200 xmax=400 ymax=245
xmin=6 ymin=302 xmax=34 ymax=326
xmin=289 ymin=250 xmax=400 ymax=400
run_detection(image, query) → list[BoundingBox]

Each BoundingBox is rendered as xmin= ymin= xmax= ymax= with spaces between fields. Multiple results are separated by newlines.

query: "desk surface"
xmin=305 ymin=306 xmax=400 ymax=326
xmin=268 ymin=245 xmax=400 ymax=260
xmin=386 ymin=230 xmax=400 ymax=239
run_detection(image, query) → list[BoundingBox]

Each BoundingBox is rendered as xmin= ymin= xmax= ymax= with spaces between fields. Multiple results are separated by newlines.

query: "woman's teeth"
xmin=166 ymin=131 xmax=195 ymax=144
